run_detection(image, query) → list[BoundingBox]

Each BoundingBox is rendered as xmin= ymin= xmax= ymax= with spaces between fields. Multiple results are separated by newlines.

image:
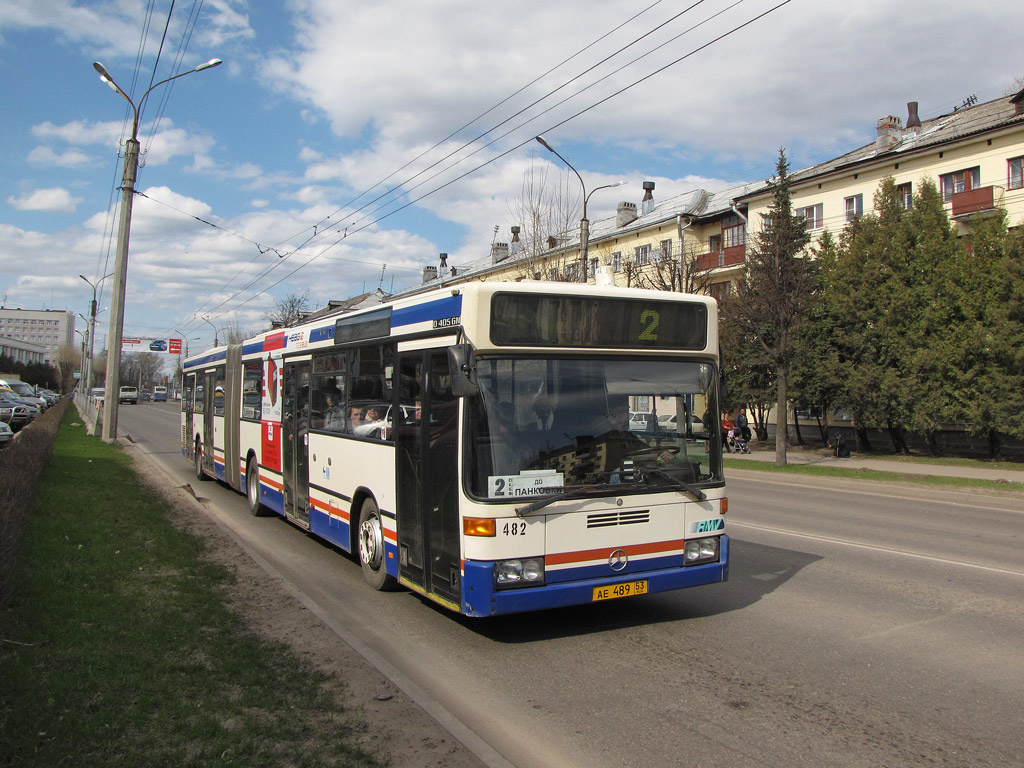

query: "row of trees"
xmin=722 ymin=151 xmax=1024 ymax=461
xmin=0 ymin=355 xmax=62 ymax=391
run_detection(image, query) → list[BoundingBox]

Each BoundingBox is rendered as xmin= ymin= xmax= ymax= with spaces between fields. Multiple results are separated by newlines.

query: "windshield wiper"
xmin=515 ymin=484 xmax=610 ymax=517
xmin=644 ymin=468 xmax=707 ymax=502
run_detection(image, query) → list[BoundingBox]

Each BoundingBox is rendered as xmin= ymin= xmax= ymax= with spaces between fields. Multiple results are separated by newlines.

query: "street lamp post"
xmin=92 ymin=57 xmax=221 ymax=442
xmin=536 ymin=136 xmax=625 ymax=283
xmin=79 ymin=273 xmax=112 ymax=392
xmin=202 ymin=316 xmax=220 ymax=347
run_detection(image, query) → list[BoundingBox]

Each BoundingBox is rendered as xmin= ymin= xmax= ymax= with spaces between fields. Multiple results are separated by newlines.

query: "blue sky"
xmin=1 ymin=0 xmax=1021 ymax=354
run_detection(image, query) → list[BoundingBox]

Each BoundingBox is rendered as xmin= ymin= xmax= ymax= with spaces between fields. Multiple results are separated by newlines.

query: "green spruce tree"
xmin=722 ymin=149 xmax=814 ymax=465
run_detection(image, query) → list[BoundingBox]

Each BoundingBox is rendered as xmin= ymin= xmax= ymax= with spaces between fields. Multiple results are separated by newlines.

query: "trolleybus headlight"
xmin=684 ymin=537 xmax=720 ymax=565
xmin=495 ymin=557 xmax=545 ymax=588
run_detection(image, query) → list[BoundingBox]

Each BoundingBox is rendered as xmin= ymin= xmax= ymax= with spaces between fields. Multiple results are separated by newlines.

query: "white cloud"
xmin=7 ymin=187 xmax=82 ymax=212
xmin=27 ymin=145 xmax=93 ymax=167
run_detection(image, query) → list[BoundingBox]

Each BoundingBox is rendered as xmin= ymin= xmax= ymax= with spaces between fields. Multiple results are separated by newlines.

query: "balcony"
xmin=696 ymin=244 xmax=746 ymax=271
xmin=951 ymin=185 xmax=1004 ymax=220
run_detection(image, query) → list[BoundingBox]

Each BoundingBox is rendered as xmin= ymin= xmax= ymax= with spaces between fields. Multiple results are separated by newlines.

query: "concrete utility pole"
xmin=92 ymin=58 xmax=221 ymax=442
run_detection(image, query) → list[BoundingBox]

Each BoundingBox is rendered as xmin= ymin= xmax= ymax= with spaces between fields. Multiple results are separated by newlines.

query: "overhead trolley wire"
xmin=201 ymin=0 xmax=791 ymax=324
xmin=190 ymin=0 xmax=725 ymax=323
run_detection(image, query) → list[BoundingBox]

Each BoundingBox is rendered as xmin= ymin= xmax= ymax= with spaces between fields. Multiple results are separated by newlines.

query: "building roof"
xmin=737 ymin=88 xmax=1024 ymax=199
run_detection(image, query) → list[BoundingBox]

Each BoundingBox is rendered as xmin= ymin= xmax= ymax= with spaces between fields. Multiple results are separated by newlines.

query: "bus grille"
xmin=587 ymin=510 xmax=650 ymax=528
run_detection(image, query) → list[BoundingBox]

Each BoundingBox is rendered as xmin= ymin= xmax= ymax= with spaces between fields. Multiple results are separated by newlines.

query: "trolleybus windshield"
xmin=465 ymin=356 xmax=722 ymax=501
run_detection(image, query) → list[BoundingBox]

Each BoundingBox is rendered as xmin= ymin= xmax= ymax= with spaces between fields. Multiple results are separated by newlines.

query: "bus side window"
xmin=242 ymin=361 xmax=263 ymax=420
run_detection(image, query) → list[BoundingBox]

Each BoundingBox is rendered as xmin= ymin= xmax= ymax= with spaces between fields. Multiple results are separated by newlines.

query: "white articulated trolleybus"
xmin=181 ymin=281 xmax=728 ymax=617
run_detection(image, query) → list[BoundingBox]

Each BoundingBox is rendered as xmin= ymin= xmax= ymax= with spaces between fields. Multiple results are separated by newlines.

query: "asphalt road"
xmin=119 ymin=402 xmax=1024 ymax=768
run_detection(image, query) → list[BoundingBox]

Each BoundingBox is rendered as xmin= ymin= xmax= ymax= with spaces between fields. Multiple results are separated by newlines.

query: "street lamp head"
xmin=92 ymin=61 xmax=113 ymax=81
xmin=535 ymin=135 xmax=554 ymax=153
xmin=196 ymin=58 xmax=222 ymax=72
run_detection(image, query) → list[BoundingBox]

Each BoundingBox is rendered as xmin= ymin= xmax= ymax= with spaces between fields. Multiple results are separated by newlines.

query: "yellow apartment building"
xmin=737 ymin=88 xmax=1024 ymax=263
xmin=407 ymin=85 xmax=1024 ymax=298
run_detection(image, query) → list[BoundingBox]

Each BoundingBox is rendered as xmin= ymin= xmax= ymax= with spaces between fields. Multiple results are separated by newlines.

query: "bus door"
xmin=396 ymin=348 xmax=461 ymax=605
xmin=201 ymin=370 xmax=217 ymax=476
xmin=182 ymin=373 xmax=195 ymax=458
xmin=282 ymin=359 xmax=311 ymax=527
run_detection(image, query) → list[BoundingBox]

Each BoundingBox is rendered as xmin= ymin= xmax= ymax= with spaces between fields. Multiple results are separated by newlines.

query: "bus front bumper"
xmin=460 ymin=535 xmax=729 ymax=617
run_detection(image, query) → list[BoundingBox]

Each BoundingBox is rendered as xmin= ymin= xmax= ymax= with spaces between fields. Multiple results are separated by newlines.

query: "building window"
xmin=708 ymin=234 xmax=722 ymax=252
xmin=722 ymin=214 xmax=746 ymax=248
xmin=896 ymin=182 xmax=913 ymax=210
xmin=589 ymin=257 xmax=598 ymax=278
xmin=611 ymin=252 xmax=622 ymax=272
xmin=659 ymin=239 xmax=673 ymax=259
xmin=634 ymin=244 xmax=652 ymax=265
xmin=1009 ymin=157 xmax=1024 ymax=190
xmin=795 ymin=203 xmax=824 ymax=229
xmin=939 ymin=167 xmax=980 ymax=202
xmin=844 ymin=194 xmax=863 ymax=222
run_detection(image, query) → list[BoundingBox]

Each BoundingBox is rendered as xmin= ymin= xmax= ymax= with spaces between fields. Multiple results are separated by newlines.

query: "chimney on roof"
xmin=439 ymin=252 xmax=448 ymax=269
xmin=641 ymin=181 xmax=655 ymax=215
xmin=491 ymin=241 xmax=509 ymax=264
xmin=616 ymin=201 xmax=638 ymax=228
xmin=906 ymin=101 xmax=921 ymax=129
xmin=422 ymin=265 xmax=438 ymax=283
xmin=875 ymin=114 xmax=903 ymax=150
xmin=1011 ymin=87 xmax=1024 ymax=116
xmin=510 ymin=225 xmax=522 ymax=257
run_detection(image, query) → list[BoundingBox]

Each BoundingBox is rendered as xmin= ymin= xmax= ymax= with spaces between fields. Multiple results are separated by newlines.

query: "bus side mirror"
xmin=448 ymin=343 xmax=478 ymax=397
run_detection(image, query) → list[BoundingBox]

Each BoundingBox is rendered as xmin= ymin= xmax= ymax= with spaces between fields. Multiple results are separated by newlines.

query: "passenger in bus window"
xmin=324 ymin=393 xmax=345 ymax=432
xmin=357 ymin=405 xmax=387 ymax=438
xmin=348 ymin=405 xmax=365 ymax=433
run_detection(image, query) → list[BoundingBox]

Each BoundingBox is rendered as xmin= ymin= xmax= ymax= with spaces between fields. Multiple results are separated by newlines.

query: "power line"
xmin=197 ymin=0 xmax=793 ymax=327
xmin=190 ymin=1 xmax=759 ymax=325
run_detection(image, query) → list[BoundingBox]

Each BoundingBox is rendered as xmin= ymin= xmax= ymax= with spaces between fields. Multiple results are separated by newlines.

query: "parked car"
xmin=0 ymin=395 xmax=34 ymax=430
xmin=628 ymin=412 xmax=656 ymax=432
xmin=39 ymin=388 xmax=60 ymax=405
xmin=119 ymin=386 xmax=139 ymax=404
xmin=657 ymin=413 xmax=707 ymax=435
xmin=0 ymin=420 xmax=12 ymax=447
xmin=0 ymin=379 xmax=47 ymax=412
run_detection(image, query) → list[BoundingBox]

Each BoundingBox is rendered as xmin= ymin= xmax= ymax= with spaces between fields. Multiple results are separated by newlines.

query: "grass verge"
xmin=1 ymin=408 xmax=382 ymax=768
xmin=723 ymin=456 xmax=1024 ymax=492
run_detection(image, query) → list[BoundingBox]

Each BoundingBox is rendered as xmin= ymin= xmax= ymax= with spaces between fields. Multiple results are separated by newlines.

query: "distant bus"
xmin=153 ymin=386 xmax=168 ymax=402
xmin=181 ymin=281 xmax=728 ymax=617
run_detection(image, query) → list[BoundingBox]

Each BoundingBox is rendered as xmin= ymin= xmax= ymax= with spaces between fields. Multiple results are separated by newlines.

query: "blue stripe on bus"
xmin=392 ymin=295 xmax=462 ymax=328
xmin=460 ymin=536 xmax=729 ymax=617
xmin=185 ymin=349 xmax=227 ymax=368
xmin=309 ymin=325 xmax=334 ymax=343
xmin=309 ymin=508 xmax=351 ymax=552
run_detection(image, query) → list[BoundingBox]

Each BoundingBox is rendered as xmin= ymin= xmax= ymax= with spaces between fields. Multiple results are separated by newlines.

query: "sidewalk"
xmin=726 ymin=445 xmax=1024 ymax=485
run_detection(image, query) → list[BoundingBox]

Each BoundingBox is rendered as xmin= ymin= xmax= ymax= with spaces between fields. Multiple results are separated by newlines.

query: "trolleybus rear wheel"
xmin=194 ymin=439 xmax=208 ymax=481
xmin=246 ymin=455 xmax=268 ymax=516
xmin=357 ymin=498 xmax=396 ymax=591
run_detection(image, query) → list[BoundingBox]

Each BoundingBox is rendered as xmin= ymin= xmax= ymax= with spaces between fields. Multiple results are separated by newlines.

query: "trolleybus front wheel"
xmin=357 ymin=498 xmax=397 ymax=591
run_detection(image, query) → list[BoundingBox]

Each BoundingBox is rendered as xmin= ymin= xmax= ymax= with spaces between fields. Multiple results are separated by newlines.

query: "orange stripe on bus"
xmin=308 ymin=495 xmax=351 ymax=522
xmin=546 ymin=539 xmax=685 ymax=566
